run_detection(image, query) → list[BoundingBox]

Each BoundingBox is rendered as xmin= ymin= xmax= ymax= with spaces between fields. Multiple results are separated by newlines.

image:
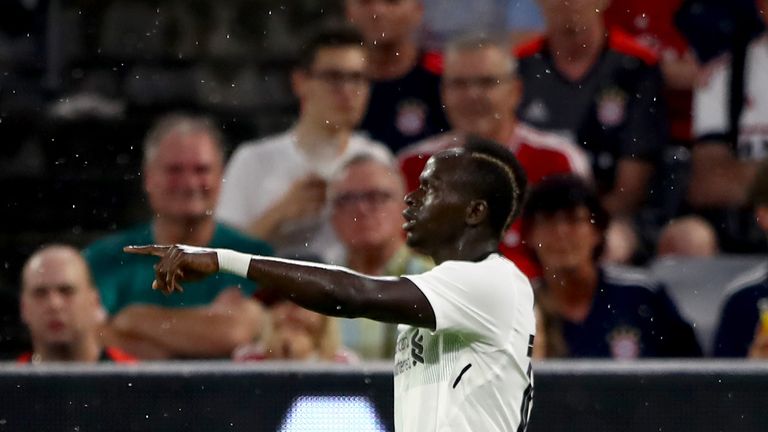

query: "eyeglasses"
xmin=332 ymin=190 xmax=395 ymax=209
xmin=443 ymin=75 xmax=511 ymax=91
xmin=309 ymin=69 xmax=369 ymax=87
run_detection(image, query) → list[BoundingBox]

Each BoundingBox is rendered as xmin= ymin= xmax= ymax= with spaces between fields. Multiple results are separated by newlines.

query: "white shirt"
xmin=216 ymin=129 xmax=393 ymax=264
xmin=397 ymin=254 xmax=536 ymax=432
xmin=694 ymin=34 xmax=768 ymax=160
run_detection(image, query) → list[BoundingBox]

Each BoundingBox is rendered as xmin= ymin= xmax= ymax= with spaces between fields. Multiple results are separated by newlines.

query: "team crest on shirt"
xmin=607 ymin=326 xmax=641 ymax=359
xmin=395 ymin=99 xmax=427 ymax=136
xmin=596 ymin=88 xmax=627 ymax=127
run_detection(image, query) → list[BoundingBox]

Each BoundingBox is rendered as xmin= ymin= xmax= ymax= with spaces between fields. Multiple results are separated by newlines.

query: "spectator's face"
xmin=442 ymin=47 xmax=519 ymax=139
xmin=346 ymin=0 xmax=423 ymax=46
xmin=293 ymin=46 xmax=370 ymax=131
xmin=403 ymin=152 xmax=471 ymax=255
xmin=527 ymin=206 xmax=601 ymax=273
xmin=270 ymin=301 xmax=326 ymax=341
xmin=331 ymin=160 xmax=405 ymax=252
xmin=144 ymin=131 xmax=223 ymax=221
xmin=21 ymin=251 xmax=99 ymax=348
xmin=538 ymin=0 xmax=607 ymax=32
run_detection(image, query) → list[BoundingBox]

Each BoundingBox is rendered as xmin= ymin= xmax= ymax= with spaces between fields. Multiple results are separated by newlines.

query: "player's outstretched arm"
xmin=124 ymin=245 xmax=436 ymax=329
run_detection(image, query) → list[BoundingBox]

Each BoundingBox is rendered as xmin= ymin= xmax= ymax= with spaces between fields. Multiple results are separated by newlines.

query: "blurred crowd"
xmin=2 ymin=0 xmax=768 ymax=363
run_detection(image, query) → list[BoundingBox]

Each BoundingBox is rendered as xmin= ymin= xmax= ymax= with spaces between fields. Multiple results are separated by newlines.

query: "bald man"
xmin=19 ymin=245 xmax=134 ymax=363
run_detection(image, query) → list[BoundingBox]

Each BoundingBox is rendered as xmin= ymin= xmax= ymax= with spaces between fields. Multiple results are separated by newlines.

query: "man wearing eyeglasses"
xmin=329 ymin=155 xmax=433 ymax=358
xmin=216 ymin=24 xmax=393 ymax=264
xmin=398 ymin=34 xmax=590 ymax=277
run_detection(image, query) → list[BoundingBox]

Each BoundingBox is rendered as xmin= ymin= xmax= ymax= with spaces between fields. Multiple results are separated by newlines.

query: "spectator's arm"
xmin=601 ymin=158 xmax=654 ymax=216
xmin=247 ymin=175 xmax=327 ymax=239
xmin=100 ymin=324 xmax=173 ymax=360
xmin=687 ymin=141 xmax=758 ymax=208
xmin=108 ymin=296 xmax=265 ymax=359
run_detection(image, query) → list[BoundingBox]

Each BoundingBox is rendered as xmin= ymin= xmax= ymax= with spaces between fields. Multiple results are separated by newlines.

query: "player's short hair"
xmin=142 ymin=113 xmax=224 ymax=168
xmin=523 ymin=174 xmax=609 ymax=233
xmin=462 ymin=135 xmax=528 ymax=233
xmin=295 ymin=22 xmax=364 ymax=71
xmin=444 ymin=33 xmax=517 ymax=75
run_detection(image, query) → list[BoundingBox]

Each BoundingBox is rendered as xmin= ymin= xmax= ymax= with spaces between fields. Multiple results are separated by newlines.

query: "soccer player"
xmin=127 ymin=137 xmax=536 ymax=432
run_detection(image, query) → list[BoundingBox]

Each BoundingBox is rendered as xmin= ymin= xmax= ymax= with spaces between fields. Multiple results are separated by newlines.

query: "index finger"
xmin=123 ymin=245 xmax=171 ymax=257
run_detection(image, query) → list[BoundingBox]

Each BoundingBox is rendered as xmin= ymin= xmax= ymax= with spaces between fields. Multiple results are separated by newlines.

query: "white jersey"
xmin=694 ymin=34 xmax=768 ymax=160
xmin=216 ymin=129 xmax=392 ymax=263
xmin=397 ymin=253 xmax=536 ymax=432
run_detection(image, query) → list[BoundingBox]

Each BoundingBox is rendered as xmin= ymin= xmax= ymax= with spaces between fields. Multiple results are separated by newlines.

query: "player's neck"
xmin=294 ymin=120 xmax=351 ymax=158
xmin=547 ymin=22 xmax=605 ymax=81
xmin=347 ymin=239 xmax=403 ymax=275
xmin=153 ymin=216 xmax=216 ymax=246
xmin=431 ymin=235 xmax=498 ymax=265
xmin=34 ymin=336 xmax=101 ymax=363
xmin=543 ymin=264 xmax=598 ymax=322
xmin=366 ymin=39 xmax=419 ymax=80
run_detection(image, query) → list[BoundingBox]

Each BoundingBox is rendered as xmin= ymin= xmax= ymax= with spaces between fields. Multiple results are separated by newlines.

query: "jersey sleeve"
xmin=693 ymin=57 xmax=731 ymax=141
xmin=403 ymin=259 xmax=527 ymax=340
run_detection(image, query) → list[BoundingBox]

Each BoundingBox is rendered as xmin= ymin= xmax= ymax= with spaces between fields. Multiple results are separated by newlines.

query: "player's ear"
xmin=466 ymin=199 xmax=489 ymax=226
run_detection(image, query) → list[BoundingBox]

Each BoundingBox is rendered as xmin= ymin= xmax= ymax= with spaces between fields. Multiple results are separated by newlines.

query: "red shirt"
xmin=397 ymin=124 xmax=591 ymax=277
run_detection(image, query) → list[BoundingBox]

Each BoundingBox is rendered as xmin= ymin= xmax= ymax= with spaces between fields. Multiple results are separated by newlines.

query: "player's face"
xmin=442 ymin=47 xmax=519 ymax=139
xmin=346 ymin=0 xmax=423 ymax=46
xmin=402 ymin=152 xmax=471 ymax=255
xmin=527 ymin=205 xmax=602 ymax=273
xmin=21 ymin=253 xmax=98 ymax=348
xmin=144 ymin=130 xmax=223 ymax=221
xmin=331 ymin=161 xmax=406 ymax=251
xmin=538 ymin=0 xmax=606 ymax=32
xmin=293 ymin=47 xmax=370 ymax=132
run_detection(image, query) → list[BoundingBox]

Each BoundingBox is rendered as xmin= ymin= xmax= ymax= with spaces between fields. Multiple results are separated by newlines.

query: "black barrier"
xmin=0 ymin=360 xmax=767 ymax=432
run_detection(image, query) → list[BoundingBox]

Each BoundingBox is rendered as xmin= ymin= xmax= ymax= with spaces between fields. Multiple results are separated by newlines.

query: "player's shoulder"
xmin=606 ymin=27 xmax=659 ymax=66
xmin=601 ymin=264 xmax=663 ymax=295
xmin=396 ymin=131 xmax=461 ymax=161
xmin=438 ymin=254 xmax=528 ymax=284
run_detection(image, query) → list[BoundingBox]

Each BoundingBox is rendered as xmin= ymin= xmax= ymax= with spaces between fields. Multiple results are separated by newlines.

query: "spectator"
xmin=712 ymin=158 xmax=768 ymax=358
xmin=18 ymin=245 xmax=135 ymax=363
xmin=345 ymin=0 xmax=450 ymax=152
xmin=216 ymin=24 xmax=392 ymax=264
xmin=524 ymin=175 xmax=701 ymax=359
xmin=688 ymin=0 xmax=768 ymax=253
xmin=398 ymin=34 xmax=590 ymax=276
xmin=84 ymin=113 xmax=270 ymax=359
xmin=515 ymin=0 xmax=667 ymax=218
xmin=656 ymin=215 xmax=719 ymax=258
xmin=329 ymin=155 xmax=433 ymax=358
xmin=233 ymin=301 xmax=358 ymax=363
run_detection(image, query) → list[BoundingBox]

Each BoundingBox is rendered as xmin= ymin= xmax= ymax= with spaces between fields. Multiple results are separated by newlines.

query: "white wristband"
xmin=216 ymin=249 xmax=252 ymax=278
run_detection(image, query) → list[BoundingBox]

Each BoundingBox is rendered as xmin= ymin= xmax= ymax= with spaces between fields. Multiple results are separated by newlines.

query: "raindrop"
xmin=336 ymin=305 xmax=342 ymax=310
